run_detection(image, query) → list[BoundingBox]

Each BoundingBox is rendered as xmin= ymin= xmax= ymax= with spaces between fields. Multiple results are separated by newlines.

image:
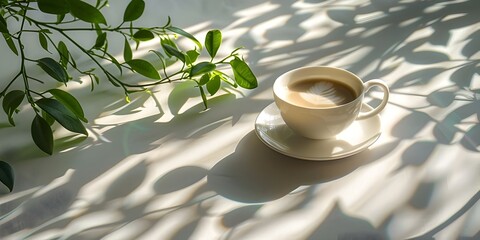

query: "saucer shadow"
xmin=207 ymin=131 xmax=377 ymax=203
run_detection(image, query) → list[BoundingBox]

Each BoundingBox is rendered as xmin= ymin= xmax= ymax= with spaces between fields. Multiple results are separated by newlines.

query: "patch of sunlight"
xmin=442 ymin=13 xmax=468 ymax=22
xmin=186 ymin=118 xmax=232 ymax=138
xmin=145 ymin=182 xmax=205 ymax=213
xmin=379 ymin=55 xmax=403 ymax=72
xmin=138 ymin=205 xmax=199 ymax=239
xmin=355 ymin=11 xmax=387 ymax=24
xmin=234 ymin=2 xmax=279 ymax=18
xmin=423 ymin=4 xmax=446 ymax=14
xmin=472 ymin=73 xmax=480 ymax=89
xmin=422 ymin=142 xmax=455 ymax=178
xmin=390 ymin=5 xmax=408 ymax=12
xmin=318 ymin=40 xmax=344 ymax=50
xmin=0 ymin=187 xmax=39 ymax=205
xmin=77 ymin=155 xmax=145 ymax=204
xmin=62 ymin=210 xmax=124 ymax=238
xmin=329 ymin=46 xmax=375 ymax=67
xmin=263 ymin=40 xmax=295 ymax=50
xmin=387 ymin=207 xmax=424 ymax=239
xmin=362 ymin=25 xmax=390 ymax=38
xmin=33 ymin=169 xmax=75 ymax=197
xmin=204 ymin=199 xmax=248 ymax=218
xmin=221 ymin=27 xmax=250 ymax=49
xmin=258 ymin=191 xmax=334 ymax=234
xmin=399 ymin=17 xmax=422 ymax=28
xmin=250 ymin=15 xmax=291 ymax=45
xmin=88 ymin=125 xmax=115 ymax=143
xmin=103 ymin=219 xmax=151 ymax=240
xmin=230 ymin=208 xmax=325 ymax=240
xmin=297 ymin=27 xmax=332 ymax=43
xmin=95 ymin=106 xmax=161 ymax=125
xmin=403 ymin=26 xmax=435 ymax=44
xmin=346 ymin=27 xmax=366 ymax=37
xmin=257 ymin=54 xmax=307 ymax=69
xmin=357 ymin=167 xmax=419 ymax=228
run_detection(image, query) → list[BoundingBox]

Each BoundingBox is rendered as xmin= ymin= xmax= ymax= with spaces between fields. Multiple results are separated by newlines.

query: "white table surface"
xmin=0 ymin=0 xmax=479 ymax=239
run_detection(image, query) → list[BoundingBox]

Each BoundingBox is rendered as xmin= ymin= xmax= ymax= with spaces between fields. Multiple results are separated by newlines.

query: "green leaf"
xmin=37 ymin=57 xmax=68 ymax=84
xmin=94 ymin=22 xmax=103 ymax=36
xmin=36 ymin=98 xmax=88 ymax=135
xmin=69 ymin=51 xmax=77 ymax=68
xmin=167 ymin=26 xmax=202 ymax=50
xmin=207 ymin=75 xmax=221 ymax=95
xmin=0 ymin=14 xmax=8 ymax=33
xmin=31 ymin=115 xmax=54 ymax=155
xmin=230 ymin=57 xmax=257 ymax=89
xmin=213 ymin=70 xmax=237 ymax=87
xmin=185 ymin=49 xmax=199 ymax=66
xmin=123 ymin=38 xmax=132 ymax=61
xmin=162 ymin=43 xmax=185 ymax=62
xmin=199 ymin=73 xmax=210 ymax=85
xmin=123 ymin=0 xmax=145 ymax=22
xmin=0 ymin=161 xmax=14 ymax=192
xmin=42 ymin=110 xmax=55 ymax=126
xmin=198 ymin=85 xmax=208 ymax=109
xmin=104 ymin=51 xmax=123 ymax=74
xmin=149 ymin=50 xmax=168 ymax=71
xmin=150 ymin=50 xmax=166 ymax=60
xmin=190 ymin=62 xmax=216 ymax=76
xmin=205 ymin=29 xmax=222 ymax=59
xmin=160 ymin=38 xmax=176 ymax=55
xmin=58 ymin=41 xmax=69 ymax=68
xmin=48 ymin=89 xmax=87 ymax=123
xmin=39 ymin=32 xmax=49 ymax=52
xmin=93 ymin=32 xmax=107 ymax=49
xmin=67 ymin=0 xmax=107 ymax=25
xmin=37 ymin=0 xmax=70 ymax=15
xmin=96 ymin=0 xmax=108 ymax=9
xmin=2 ymin=90 xmax=24 ymax=126
xmin=57 ymin=14 xmax=66 ymax=24
xmin=126 ymin=59 xmax=161 ymax=79
xmin=2 ymin=33 xmax=18 ymax=55
xmin=133 ymin=29 xmax=155 ymax=41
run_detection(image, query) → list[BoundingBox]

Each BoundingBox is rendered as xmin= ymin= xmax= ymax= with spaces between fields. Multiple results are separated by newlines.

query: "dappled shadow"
xmin=0 ymin=0 xmax=479 ymax=239
xmin=308 ymin=202 xmax=386 ymax=240
xmin=208 ymin=131 xmax=384 ymax=203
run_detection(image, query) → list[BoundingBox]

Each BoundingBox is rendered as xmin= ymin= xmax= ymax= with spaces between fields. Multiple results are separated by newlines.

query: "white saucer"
xmin=254 ymin=103 xmax=382 ymax=161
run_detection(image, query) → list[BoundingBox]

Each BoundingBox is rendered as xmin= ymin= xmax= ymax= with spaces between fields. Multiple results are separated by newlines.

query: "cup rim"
xmin=273 ymin=66 xmax=364 ymax=110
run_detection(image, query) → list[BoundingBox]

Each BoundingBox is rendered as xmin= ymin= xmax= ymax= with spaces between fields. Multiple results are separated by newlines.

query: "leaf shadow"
xmin=307 ymin=202 xmax=387 ymax=240
xmin=153 ymin=166 xmax=208 ymax=195
xmin=396 ymin=140 xmax=436 ymax=172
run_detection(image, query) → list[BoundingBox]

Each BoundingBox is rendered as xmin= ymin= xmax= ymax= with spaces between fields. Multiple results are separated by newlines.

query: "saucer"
xmin=254 ymin=103 xmax=382 ymax=161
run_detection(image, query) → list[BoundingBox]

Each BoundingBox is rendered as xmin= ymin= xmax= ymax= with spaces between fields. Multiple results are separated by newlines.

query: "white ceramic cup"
xmin=273 ymin=66 xmax=389 ymax=139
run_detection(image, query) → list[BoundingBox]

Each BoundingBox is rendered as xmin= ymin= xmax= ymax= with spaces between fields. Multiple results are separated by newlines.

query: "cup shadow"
xmin=207 ymin=131 xmax=379 ymax=203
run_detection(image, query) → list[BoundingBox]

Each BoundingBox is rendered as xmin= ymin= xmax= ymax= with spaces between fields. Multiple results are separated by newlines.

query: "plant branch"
xmin=0 ymin=0 xmax=258 ymax=158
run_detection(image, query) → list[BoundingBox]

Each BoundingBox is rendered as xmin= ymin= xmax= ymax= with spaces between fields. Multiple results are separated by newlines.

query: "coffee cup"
xmin=273 ymin=66 xmax=389 ymax=139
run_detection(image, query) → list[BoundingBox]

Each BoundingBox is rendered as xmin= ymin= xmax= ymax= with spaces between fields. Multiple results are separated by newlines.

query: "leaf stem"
xmin=14 ymin=1 xmax=37 ymax=109
xmin=0 ymin=72 xmax=21 ymax=97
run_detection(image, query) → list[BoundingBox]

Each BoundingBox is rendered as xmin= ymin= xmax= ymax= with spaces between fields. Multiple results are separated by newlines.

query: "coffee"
xmin=274 ymin=66 xmax=390 ymax=139
xmin=287 ymin=78 xmax=356 ymax=107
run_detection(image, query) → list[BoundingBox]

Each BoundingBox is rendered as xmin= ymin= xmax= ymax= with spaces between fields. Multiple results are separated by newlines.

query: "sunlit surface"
xmin=0 ymin=0 xmax=479 ymax=239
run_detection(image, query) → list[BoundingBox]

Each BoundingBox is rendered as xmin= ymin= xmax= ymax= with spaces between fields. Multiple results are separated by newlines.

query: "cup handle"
xmin=357 ymin=79 xmax=389 ymax=120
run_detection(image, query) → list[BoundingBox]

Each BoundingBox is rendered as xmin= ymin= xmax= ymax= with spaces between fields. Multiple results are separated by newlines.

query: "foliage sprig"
xmin=0 ymin=0 xmax=258 ymax=156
